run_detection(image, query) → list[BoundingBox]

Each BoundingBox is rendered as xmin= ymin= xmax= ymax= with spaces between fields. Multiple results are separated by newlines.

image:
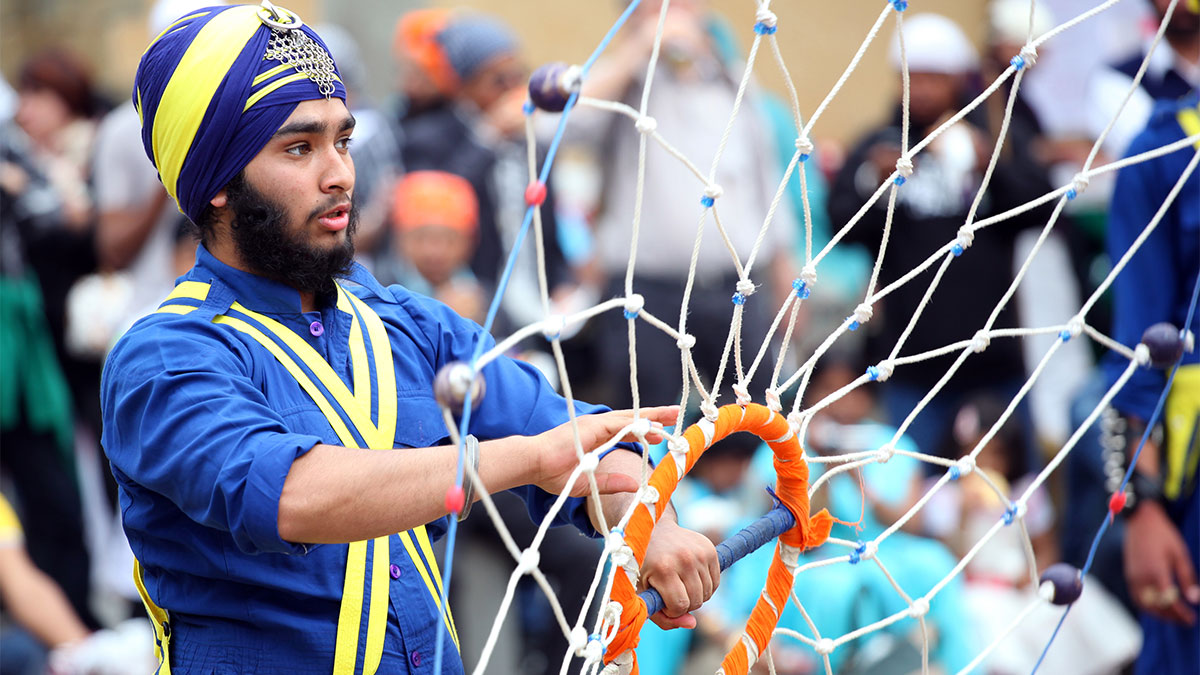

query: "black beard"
xmin=225 ymin=173 xmax=358 ymax=298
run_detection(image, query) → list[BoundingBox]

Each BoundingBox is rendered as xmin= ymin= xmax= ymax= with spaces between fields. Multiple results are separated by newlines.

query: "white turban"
xmin=889 ymin=13 xmax=979 ymax=75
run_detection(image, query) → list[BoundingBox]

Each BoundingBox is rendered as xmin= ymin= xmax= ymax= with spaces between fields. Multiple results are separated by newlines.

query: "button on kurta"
xmin=389 ymin=564 xmax=401 ymax=579
xmin=410 ymin=650 xmax=421 ymax=667
xmin=309 ymin=320 xmax=324 ymax=337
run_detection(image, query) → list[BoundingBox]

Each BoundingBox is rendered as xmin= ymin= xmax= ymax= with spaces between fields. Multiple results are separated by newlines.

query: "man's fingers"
xmin=1171 ymin=544 xmax=1200 ymax=605
xmin=569 ymin=470 xmax=638 ymax=497
xmin=648 ymin=611 xmax=696 ymax=631
xmin=648 ymin=575 xmax=691 ymax=619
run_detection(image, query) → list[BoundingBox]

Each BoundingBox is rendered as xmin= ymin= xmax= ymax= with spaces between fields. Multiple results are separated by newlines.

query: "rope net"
xmin=430 ymin=1 xmax=1200 ymax=673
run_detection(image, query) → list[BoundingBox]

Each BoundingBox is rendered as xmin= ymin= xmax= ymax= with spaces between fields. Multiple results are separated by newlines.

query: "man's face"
xmin=219 ymin=97 xmax=360 ymax=294
xmin=907 ymin=71 xmax=963 ymax=129
xmin=399 ymin=224 xmax=474 ymax=287
xmin=460 ymin=53 xmax=527 ymax=112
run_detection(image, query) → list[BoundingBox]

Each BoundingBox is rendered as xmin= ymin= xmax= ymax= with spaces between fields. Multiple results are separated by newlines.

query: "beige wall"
xmin=1 ymin=0 xmax=987 ymax=145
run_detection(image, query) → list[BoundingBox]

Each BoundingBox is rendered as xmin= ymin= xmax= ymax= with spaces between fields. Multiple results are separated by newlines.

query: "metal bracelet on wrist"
xmin=458 ymin=434 xmax=480 ymax=522
xmin=1100 ymin=406 xmax=1165 ymax=513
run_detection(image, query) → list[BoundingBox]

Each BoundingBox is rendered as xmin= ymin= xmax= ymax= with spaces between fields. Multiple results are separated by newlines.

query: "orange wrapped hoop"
xmin=604 ymin=403 xmax=832 ymax=675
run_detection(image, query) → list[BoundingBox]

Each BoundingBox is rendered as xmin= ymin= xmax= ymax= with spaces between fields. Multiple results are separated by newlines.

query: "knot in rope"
xmin=895 ymin=156 xmax=915 ymax=178
xmin=516 ymin=548 xmax=540 ymax=575
xmin=815 ymin=638 xmax=836 ymax=655
xmin=868 ymin=360 xmax=894 ymax=382
xmin=1134 ymin=343 xmax=1152 ymax=367
xmin=605 ymin=530 xmax=626 ymax=554
xmin=700 ymin=400 xmax=720 ymax=421
xmin=853 ymin=303 xmax=874 ymax=325
xmin=951 ymin=455 xmax=976 ymax=480
xmin=877 ymin=444 xmax=895 ymax=463
xmin=634 ymin=115 xmax=657 ymax=134
xmin=542 ymin=314 xmax=566 ymax=341
xmin=764 ymin=387 xmax=782 ymax=412
xmin=953 ymin=227 xmax=975 ymax=257
xmin=859 ymin=541 xmax=878 ymax=562
xmin=786 ymin=411 xmax=803 ymax=436
xmin=755 ymin=8 xmax=778 ymax=27
xmin=676 ymin=333 xmax=696 ymax=350
xmin=795 ymin=136 xmax=815 ymax=157
xmin=1068 ymin=173 xmax=1089 ymax=200
xmin=622 ymin=293 xmax=644 ymax=320
xmin=1018 ymin=45 xmax=1038 ymax=70
xmin=971 ymin=330 xmax=991 ymax=353
xmin=639 ymin=485 xmax=660 ymax=505
xmin=583 ymin=636 xmax=606 ymax=665
xmin=736 ymin=279 xmax=757 ymax=297
xmin=1066 ymin=316 xmax=1085 ymax=339
xmin=629 ymin=417 xmax=653 ymax=438
xmin=908 ymin=597 xmax=930 ymax=618
xmin=703 ymin=183 xmax=724 ymax=200
xmin=733 ymin=383 xmax=752 ymax=406
xmin=560 ymin=64 xmax=584 ymax=94
xmin=569 ymin=627 xmax=588 ymax=656
xmin=667 ymin=435 xmax=689 ymax=455
xmin=800 ymin=265 xmax=818 ymax=286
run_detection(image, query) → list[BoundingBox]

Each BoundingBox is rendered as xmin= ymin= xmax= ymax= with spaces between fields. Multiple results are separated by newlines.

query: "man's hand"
xmin=640 ymin=517 xmax=720 ymax=630
xmin=534 ymin=406 xmax=677 ymax=498
xmin=1125 ymin=500 xmax=1200 ymax=624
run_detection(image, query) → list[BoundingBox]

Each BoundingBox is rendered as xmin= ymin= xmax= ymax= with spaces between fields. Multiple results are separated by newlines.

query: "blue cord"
xmin=432 ymin=3 xmax=645 ymax=672
xmin=1031 ymin=261 xmax=1200 ymax=674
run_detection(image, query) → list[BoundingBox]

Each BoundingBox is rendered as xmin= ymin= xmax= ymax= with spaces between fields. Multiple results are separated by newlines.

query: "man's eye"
xmin=286 ymin=143 xmax=310 ymax=156
xmin=336 ymin=137 xmax=353 ymax=151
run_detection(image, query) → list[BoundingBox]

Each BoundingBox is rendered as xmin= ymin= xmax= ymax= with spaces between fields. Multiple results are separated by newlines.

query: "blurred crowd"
xmin=0 ymin=0 xmax=1196 ymax=673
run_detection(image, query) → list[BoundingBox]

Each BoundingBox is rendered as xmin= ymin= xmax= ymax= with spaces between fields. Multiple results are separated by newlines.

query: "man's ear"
xmin=210 ymin=189 xmax=228 ymax=209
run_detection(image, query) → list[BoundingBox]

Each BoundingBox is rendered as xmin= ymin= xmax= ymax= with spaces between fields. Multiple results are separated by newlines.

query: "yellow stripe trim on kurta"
xmin=1165 ymin=365 xmax=1200 ymax=500
xmin=400 ymin=530 xmax=459 ymax=649
xmin=134 ymin=560 xmax=173 ymax=675
xmin=1178 ymin=105 xmax=1200 ymax=150
xmin=150 ymin=6 xmax=261 ymax=206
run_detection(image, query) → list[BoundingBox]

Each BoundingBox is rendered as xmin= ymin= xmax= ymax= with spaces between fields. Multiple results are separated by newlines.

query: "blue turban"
xmin=134 ymin=3 xmax=347 ymax=224
xmin=436 ymin=15 xmax=518 ymax=82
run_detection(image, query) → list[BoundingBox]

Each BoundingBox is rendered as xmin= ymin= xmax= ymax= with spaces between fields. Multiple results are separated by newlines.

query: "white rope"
xmin=454 ymin=1 xmax=1200 ymax=672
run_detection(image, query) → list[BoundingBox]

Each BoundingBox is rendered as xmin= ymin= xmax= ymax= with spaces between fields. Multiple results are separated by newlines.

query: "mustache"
xmin=307 ymin=194 xmax=353 ymax=221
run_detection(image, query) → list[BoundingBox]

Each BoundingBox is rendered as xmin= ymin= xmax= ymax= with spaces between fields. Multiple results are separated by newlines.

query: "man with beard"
xmin=100 ymin=4 xmax=718 ymax=673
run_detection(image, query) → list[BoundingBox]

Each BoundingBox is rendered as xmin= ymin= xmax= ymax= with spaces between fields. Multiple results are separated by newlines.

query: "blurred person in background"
xmin=1085 ymin=0 xmax=1199 ymax=161
xmin=830 ymin=13 xmax=1049 ymax=476
xmin=400 ymin=11 xmax=576 ymax=341
xmin=571 ymin=0 xmax=799 ymax=411
xmin=0 ymin=493 xmax=155 ymax=675
xmin=2 ymin=53 xmax=101 ymax=629
xmin=380 ymin=170 xmax=485 ymax=323
xmin=925 ymin=395 xmax=1140 ymax=673
xmin=1106 ymin=91 xmax=1199 ymax=675
xmin=392 ymin=8 xmax=457 ymax=124
xmin=984 ymin=0 xmax=1094 ymax=455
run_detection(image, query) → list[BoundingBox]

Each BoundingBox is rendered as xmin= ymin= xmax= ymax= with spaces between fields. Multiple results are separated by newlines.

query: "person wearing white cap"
xmin=829 ymin=13 xmax=1051 ymax=487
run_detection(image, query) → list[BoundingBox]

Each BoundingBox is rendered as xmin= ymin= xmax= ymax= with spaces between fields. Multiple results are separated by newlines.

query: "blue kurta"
xmin=101 ymin=246 xmax=614 ymax=673
xmin=1102 ymin=94 xmax=1199 ymax=675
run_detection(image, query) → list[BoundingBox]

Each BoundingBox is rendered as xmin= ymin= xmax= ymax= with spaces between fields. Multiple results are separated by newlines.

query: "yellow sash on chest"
xmin=136 ymin=281 xmax=457 ymax=674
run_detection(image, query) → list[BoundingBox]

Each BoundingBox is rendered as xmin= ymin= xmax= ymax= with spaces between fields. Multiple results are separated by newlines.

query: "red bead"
xmin=525 ymin=181 xmax=547 ymax=207
xmin=1109 ymin=491 xmax=1127 ymax=514
xmin=445 ymin=485 xmax=465 ymax=514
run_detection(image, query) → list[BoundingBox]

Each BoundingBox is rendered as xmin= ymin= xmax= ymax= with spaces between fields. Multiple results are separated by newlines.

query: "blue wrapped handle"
xmin=637 ymin=502 xmax=796 ymax=616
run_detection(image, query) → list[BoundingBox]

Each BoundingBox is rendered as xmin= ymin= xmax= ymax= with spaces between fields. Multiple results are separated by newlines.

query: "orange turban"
xmin=392 ymin=171 xmax=479 ymax=234
xmin=394 ymin=9 xmax=457 ymax=96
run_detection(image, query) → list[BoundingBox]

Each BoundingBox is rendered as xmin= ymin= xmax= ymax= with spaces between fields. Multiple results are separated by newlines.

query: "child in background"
xmin=386 ymin=170 xmax=485 ymax=323
xmin=924 ymin=395 xmax=1140 ymax=674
